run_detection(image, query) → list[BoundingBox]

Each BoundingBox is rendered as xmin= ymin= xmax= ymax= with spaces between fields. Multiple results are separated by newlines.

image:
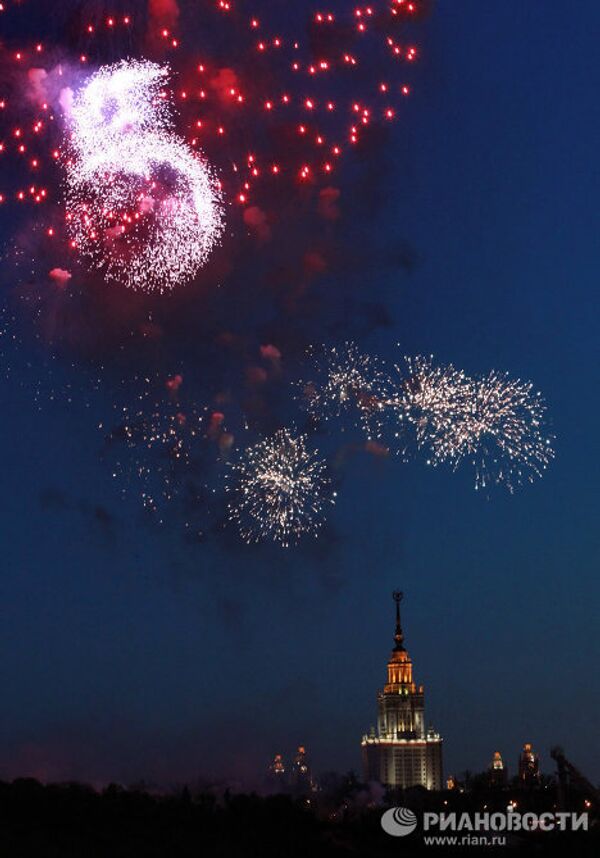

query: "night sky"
xmin=1 ymin=0 xmax=599 ymax=790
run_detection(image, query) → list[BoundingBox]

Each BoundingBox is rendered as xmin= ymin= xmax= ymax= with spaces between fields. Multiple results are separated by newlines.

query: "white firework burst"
xmin=387 ymin=354 xmax=469 ymax=459
xmin=64 ymin=60 xmax=224 ymax=293
xmin=298 ymin=342 xmax=389 ymax=439
xmin=388 ymin=355 xmax=555 ymax=491
xmin=226 ymin=428 xmax=335 ymax=548
xmin=438 ymin=371 xmax=555 ymax=492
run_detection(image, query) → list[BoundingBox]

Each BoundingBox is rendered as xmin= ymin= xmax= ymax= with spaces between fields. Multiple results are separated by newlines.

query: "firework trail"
xmin=63 ymin=60 xmax=224 ymax=293
xmin=298 ymin=342 xmax=390 ymax=439
xmin=226 ymin=428 xmax=335 ymax=548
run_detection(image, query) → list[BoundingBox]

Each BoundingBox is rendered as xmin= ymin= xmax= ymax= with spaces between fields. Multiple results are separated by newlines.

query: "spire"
xmin=393 ymin=590 xmax=405 ymax=651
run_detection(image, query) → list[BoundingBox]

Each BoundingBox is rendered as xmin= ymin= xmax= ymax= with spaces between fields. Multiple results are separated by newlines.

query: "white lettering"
xmin=489 ymin=813 xmax=506 ymax=831
xmin=456 ymin=813 xmax=473 ymax=831
xmin=423 ymin=812 xmax=439 ymax=831
xmin=572 ymin=813 xmax=589 ymax=832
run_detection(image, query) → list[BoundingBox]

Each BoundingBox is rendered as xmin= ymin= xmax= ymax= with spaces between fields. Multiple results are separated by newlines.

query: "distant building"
xmin=518 ymin=743 xmax=540 ymax=786
xmin=290 ymin=746 xmax=315 ymax=794
xmin=266 ymin=753 xmax=287 ymax=790
xmin=267 ymin=747 xmax=316 ymax=794
xmin=270 ymin=753 xmax=286 ymax=777
xmin=489 ymin=751 xmax=508 ymax=786
xmin=361 ymin=592 xmax=443 ymax=790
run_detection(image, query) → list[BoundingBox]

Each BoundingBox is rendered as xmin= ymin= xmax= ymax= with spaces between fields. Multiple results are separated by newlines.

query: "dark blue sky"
xmin=1 ymin=0 xmax=599 ymax=788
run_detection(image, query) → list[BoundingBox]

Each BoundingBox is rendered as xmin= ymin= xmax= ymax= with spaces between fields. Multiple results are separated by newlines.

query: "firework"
xmin=437 ymin=371 xmax=555 ymax=492
xmin=298 ymin=342 xmax=390 ymax=439
xmin=388 ymin=355 xmax=555 ymax=491
xmin=64 ymin=60 xmax=224 ymax=292
xmin=104 ymin=378 xmax=209 ymax=516
xmin=387 ymin=354 xmax=469 ymax=459
xmin=0 ymin=0 xmax=423 ymax=217
xmin=227 ymin=428 xmax=334 ymax=548
xmin=179 ymin=0 xmax=422 ymax=205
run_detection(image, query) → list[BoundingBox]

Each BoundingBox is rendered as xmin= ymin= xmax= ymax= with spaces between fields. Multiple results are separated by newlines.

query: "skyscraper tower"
xmin=361 ymin=592 xmax=443 ymax=789
xmin=518 ymin=743 xmax=540 ymax=786
xmin=290 ymin=746 xmax=314 ymax=794
xmin=489 ymin=751 xmax=508 ymax=787
xmin=269 ymin=753 xmax=286 ymax=779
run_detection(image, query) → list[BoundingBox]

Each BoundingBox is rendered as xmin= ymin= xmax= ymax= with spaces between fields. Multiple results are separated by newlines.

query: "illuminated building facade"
xmin=266 ymin=753 xmax=287 ymax=792
xmin=269 ymin=754 xmax=286 ymax=780
xmin=518 ymin=743 xmax=540 ymax=786
xmin=266 ymin=747 xmax=315 ymax=794
xmin=290 ymin=746 xmax=315 ymax=794
xmin=489 ymin=751 xmax=508 ymax=786
xmin=361 ymin=592 xmax=443 ymax=790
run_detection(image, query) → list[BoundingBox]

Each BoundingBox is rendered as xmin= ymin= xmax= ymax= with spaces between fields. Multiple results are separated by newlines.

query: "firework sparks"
xmin=179 ymin=0 xmax=422 ymax=205
xmin=387 ymin=354 xmax=469 ymax=459
xmin=0 ymin=0 xmax=424 ymax=216
xmin=0 ymin=1 xmax=555 ymax=527
xmin=104 ymin=378 xmax=209 ymax=517
xmin=64 ymin=60 xmax=224 ymax=292
xmin=298 ymin=342 xmax=389 ymax=439
xmin=438 ymin=371 xmax=555 ymax=492
xmin=388 ymin=355 xmax=555 ymax=491
xmin=226 ymin=428 xmax=335 ymax=548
